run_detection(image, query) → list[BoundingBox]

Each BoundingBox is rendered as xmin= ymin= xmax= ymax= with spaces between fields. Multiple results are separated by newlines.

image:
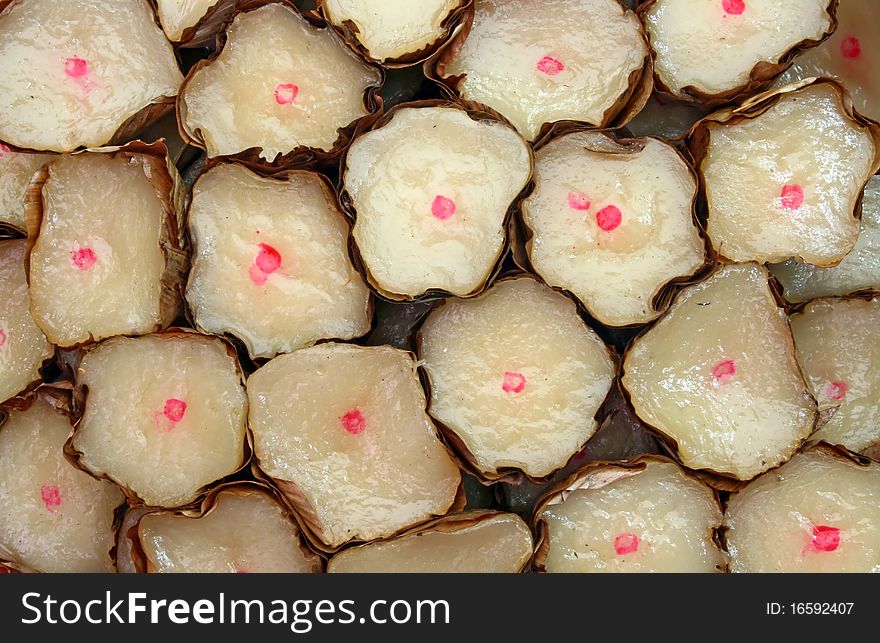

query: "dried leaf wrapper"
xmin=148 ymin=0 xmax=240 ymax=48
xmin=318 ymin=0 xmax=474 ymax=68
xmin=637 ymin=0 xmax=839 ymax=106
xmin=0 ymin=386 xmax=125 ymax=573
xmin=338 ymin=99 xmax=534 ymax=303
xmin=414 ymin=272 xmax=618 ymax=485
xmin=175 ymin=0 xmax=385 ymax=171
xmin=117 ymin=481 xmax=322 ymax=573
xmin=424 ymin=0 xmax=653 ymax=139
xmin=619 ymin=262 xmax=820 ymax=488
xmin=685 ymin=77 xmax=880 ymax=267
xmin=64 ymin=329 xmax=253 ymax=509
xmin=22 ymin=140 xmax=189 ymax=347
xmin=514 ymin=123 xmax=716 ymax=328
xmin=531 ymin=454 xmax=725 ymax=571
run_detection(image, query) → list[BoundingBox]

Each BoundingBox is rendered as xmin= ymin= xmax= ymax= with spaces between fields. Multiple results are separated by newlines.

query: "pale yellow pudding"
xmin=523 ymin=132 xmax=705 ymax=326
xmin=72 ymin=334 xmax=248 ymax=508
xmin=0 ymin=400 xmax=123 ymax=572
xmin=537 ymin=460 xmax=725 ymax=573
xmin=623 ymin=263 xmax=816 ymax=480
xmin=419 ymin=276 xmax=614 ymax=478
xmin=186 ymin=163 xmax=371 ymax=359
xmin=328 ymin=512 xmax=533 ymax=573
xmin=137 ymin=487 xmax=321 ymax=573
xmin=0 ymin=0 xmax=182 ymax=151
xmin=440 ymin=0 xmax=648 ymax=140
xmin=0 ymin=241 xmax=53 ymax=403
xmin=248 ymin=343 xmax=461 ymax=549
xmin=725 ymin=447 xmax=880 ymax=572
xmin=180 ymin=3 xmax=381 ymax=162
xmin=790 ymin=297 xmax=880 ymax=453
xmin=345 ymin=105 xmax=530 ymax=299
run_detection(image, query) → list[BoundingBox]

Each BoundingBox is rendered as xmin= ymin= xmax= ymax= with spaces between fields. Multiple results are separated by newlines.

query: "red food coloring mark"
xmin=536 ymin=55 xmax=564 ymax=76
xmin=827 ymin=381 xmax=849 ymax=401
xmin=574 ymin=445 xmax=589 ymax=461
xmin=248 ymin=264 xmax=268 ymax=286
xmin=722 ymin=0 xmax=745 ymax=15
xmin=840 ymin=36 xmax=862 ymax=60
xmin=431 ymin=195 xmax=456 ymax=221
xmin=256 ymin=243 xmax=282 ymax=274
xmin=810 ymin=525 xmax=840 ymax=552
xmin=780 ymin=184 xmax=804 ymax=210
xmin=274 ymin=83 xmax=299 ymax=105
xmin=596 ymin=205 xmax=622 ymax=232
xmin=64 ymin=56 xmax=88 ymax=78
xmin=0 ymin=328 xmax=6 ymax=348
xmin=235 ymin=569 xmax=250 ymax=574
xmin=40 ymin=484 xmax=62 ymax=512
xmin=614 ymin=532 xmax=639 ymax=556
xmin=567 ymin=191 xmax=591 ymax=211
xmin=502 ymin=371 xmax=526 ymax=394
xmin=71 ymin=247 xmax=96 ymax=271
xmin=341 ymin=409 xmax=366 ymax=435
xmin=0 ymin=143 xmax=10 ymax=156
xmin=163 ymin=398 xmax=187 ymax=423
xmin=712 ymin=359 xmax=736 ymax=383
xmin=249 ymin=244 xmax=282 ymax=285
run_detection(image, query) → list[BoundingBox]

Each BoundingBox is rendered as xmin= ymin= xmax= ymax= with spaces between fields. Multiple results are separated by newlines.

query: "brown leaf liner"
xmin=107 ymin=99 xmax=178 ymax=149
xmin=318 ymin=0 xmax=473 ymax=68
xmin=862 ymin=443 xmax=880 ymax=462
xmin=117 ymin=481 xmax=323 ymax=573
xmin=619 ymin=262 xmax=820 ymax=490
xmin=808 ymin=441 xmax=879 ymax=466
xmin=780 ymin=281 xmax=880 ymax=311
xmin=685 ymin=77 xmax=880 ymax=267
xmin=0 ymin=383 xmax=75 ymax=429
xmin=531 ymin=454 xmax=726 ymax=572
xmin=583 ymin=381 xmax=662 ymax=461
xmin=513 ymin=123 xmax=717 ymax=329
xmin=136 ymin=111 xmax=201 ymax=169
xmin=338 ymin=99 xmax=535 ymax=303
xmin=0 ymin=1 xmax=178 ymax=154
xmin=115 ymin=504 xmax=154 ymax=574
xmin=22 ymin=140 xmax=189 ymax=347
xmin=183 ymin=160 xmax=375 ymax=360
xmin=0 ymin=385 xmax=126 ymax=573
xmin=175 ymin=0 xmax=385 ymax=171
xmin=328 ymin=509 xmax=533 ymax=572
xmin=425 ymin=0 xmax=653 ymax=140
xmin=63 ymin=329 xmax=254 ymax=510
xmin=637 ymin=0 xmax=839 ymax=107
xmin=414 ymin=272 xmax=619 ymax=485
xmin=0 ymin=223 xmax=24 ymax=239
xmin=147 ymin=0 xmax=240 ymax=48
xmin=249 ymin=347 xmax=467 ymax=554
xmin=788 ymin=293 xmax=880 ymax=455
